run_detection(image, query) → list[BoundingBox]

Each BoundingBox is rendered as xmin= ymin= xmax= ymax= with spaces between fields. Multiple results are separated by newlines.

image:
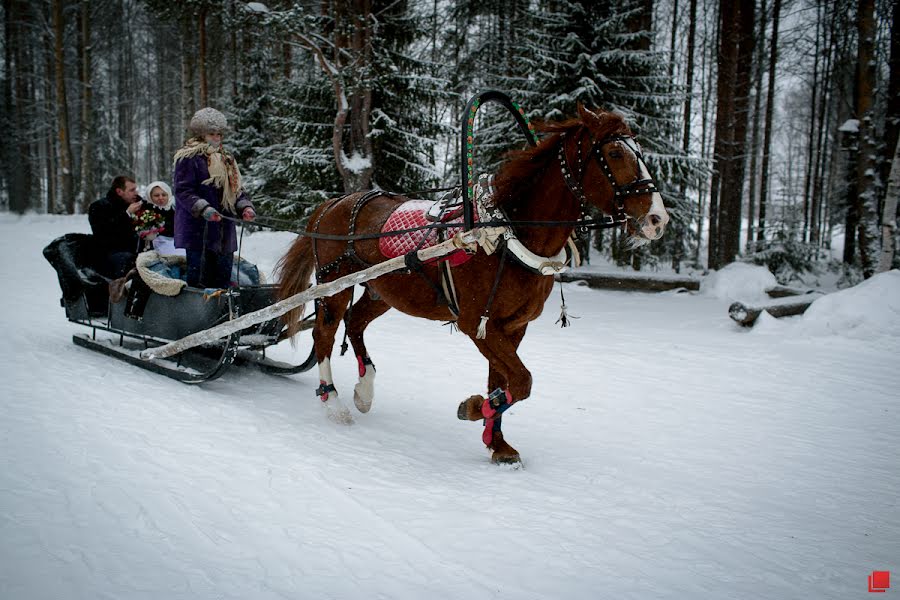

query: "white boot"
xmin=353 ymin=357 xmax=376 ymax=413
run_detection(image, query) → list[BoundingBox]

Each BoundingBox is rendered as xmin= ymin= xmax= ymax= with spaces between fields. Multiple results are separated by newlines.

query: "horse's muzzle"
xmin=639 ymin=192 xmax=669 ymax=240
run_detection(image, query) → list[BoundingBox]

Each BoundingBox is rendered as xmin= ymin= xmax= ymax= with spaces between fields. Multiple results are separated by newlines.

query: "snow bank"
xmin=235 ymin=230 xmax=297 ymax=281
xmin=701 ymin=262 xmax=777 ymax=302
xmin=796 ymin=269 xmax=900 ymax=339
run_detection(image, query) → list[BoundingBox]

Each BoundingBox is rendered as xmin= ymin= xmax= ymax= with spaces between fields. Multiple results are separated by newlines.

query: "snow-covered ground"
xmin=1 ymin=214 xmax=898 ymax=600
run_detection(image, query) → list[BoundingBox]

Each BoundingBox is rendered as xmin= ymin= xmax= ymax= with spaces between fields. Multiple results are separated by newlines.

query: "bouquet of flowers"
xmin=134 ymin=207 xmax=166 ymax=239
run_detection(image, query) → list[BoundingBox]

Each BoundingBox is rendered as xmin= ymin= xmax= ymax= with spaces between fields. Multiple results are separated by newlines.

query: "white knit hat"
xmin=144 ymin=180 xmax=174 ymax=210
xmin=189 ymin=107 xmax=228 ymax=136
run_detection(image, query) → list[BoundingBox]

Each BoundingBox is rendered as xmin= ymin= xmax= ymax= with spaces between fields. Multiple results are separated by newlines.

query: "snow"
xmin=2 ymin=214 xmax=899 ymax=600
xmin=245 ymin=2 xmax=269 ymax=14
xmin=341 ymin=151 xmax=372 ymax=175
xmin=701 ymin=262 xmax=778 ymax=302
xmin=838 ymin=119 xmax=860 ymax=133
xmin=796 ymin=270 xmax=900 ymax=339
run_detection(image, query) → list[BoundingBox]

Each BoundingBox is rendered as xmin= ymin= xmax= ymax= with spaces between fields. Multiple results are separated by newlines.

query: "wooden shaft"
xmin=141 ymin=233 xmax=479 ymax=360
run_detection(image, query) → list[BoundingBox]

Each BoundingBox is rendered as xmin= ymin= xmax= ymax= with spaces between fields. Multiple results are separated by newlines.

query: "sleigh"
xmin=43 ymin=232 xmax=316 ymax=383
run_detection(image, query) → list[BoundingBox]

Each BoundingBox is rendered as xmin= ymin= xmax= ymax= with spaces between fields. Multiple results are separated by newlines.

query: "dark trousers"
xmin=102 ymin=251 xmax=137 ymax=279
xmin=186 ymin=249 xmax=233 ymax=289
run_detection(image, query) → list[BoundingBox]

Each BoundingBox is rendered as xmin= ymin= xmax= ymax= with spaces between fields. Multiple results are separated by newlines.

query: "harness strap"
xmin=314 ymin=190 xmax=384 ymax=280
xmin=434 ymin=225 xmax=461 ymax=320
xmin=403 ymin=250 xmax=453 ymax=312
xmin=476 ymin=243 xmax=508 ymax=339
xmin=439 ymin=259 xmax=460 ymax=320
xmin=315 ymin=382 xmax=336 ymax=400
xmin=339 ymin=285 xmax=355 ymax=356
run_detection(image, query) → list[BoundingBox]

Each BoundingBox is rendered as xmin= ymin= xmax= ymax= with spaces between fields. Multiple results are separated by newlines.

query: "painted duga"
xmin=277 ymin=106 xmax=669 ymax=465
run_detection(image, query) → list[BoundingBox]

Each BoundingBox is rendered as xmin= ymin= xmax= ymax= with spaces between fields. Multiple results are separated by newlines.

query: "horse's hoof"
xmin=491 ymin=451 xmax=523 ymax=467
xmin=457 ymin=395 xmax=485 ymax=421
xmin=353 ymin=367 xmax=376 ymax=413
xmin=487 ymin=431 xmax=521 ymax=466
xmin=353 ymin=389 xmax=373 ymax=413
xmin=323 ymin=397 xmax=354 ymax=425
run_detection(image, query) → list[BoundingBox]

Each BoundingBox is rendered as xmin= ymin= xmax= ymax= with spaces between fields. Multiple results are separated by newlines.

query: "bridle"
xmin=557 ymin=132 xmax=659 ymax=227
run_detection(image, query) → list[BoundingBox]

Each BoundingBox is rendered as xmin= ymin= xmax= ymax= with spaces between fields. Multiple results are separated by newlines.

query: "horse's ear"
xmin=577 ymin=103 xmax=602 ymax=129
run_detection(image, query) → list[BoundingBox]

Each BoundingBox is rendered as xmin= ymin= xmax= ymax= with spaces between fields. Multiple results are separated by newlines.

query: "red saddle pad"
xmin=379 ymin=200 xmax=474 ymax=267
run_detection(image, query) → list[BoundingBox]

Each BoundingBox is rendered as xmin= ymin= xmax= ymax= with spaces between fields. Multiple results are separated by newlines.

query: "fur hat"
xmin=144 ymin=180 xmax=174 ymax=210
xmin=189 ymin=107 xmax=228 ymax=136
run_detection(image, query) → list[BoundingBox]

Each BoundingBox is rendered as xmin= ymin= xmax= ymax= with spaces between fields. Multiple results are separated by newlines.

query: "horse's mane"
xmin=492 ymin=110 xmax=633 ymax=207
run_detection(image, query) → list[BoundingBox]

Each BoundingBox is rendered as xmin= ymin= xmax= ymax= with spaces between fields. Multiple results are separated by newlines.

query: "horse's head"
xmin=559 ymin=105 xmax=669 ymax=246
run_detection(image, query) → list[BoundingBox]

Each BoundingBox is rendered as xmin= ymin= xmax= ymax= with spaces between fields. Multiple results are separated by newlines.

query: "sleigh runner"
xmin=44 ymin=232 xmax=317 ymax=384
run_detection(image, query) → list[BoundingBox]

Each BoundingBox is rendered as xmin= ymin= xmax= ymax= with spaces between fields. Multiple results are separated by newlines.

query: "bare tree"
xmin=198 ymin=5 xmax=208 ymax=107
xmin=78 ymin=0 xmax=93 ymax=211
xmin=746 ymin=0 xmax=766 ymax=251
xmin=757 ymin=0 xmax=781 ymax=246
xmin=709 ymin=0 xmax=755 ymax=269
xmin=52 ymin=0 xmax=75 ymax=212
xmin=674 ymin=0 xmax=697 ymax=270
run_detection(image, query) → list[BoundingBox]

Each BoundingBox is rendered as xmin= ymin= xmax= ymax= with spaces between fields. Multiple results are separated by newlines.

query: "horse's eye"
xmin=608 ymin=151 xmax=624 ymax=159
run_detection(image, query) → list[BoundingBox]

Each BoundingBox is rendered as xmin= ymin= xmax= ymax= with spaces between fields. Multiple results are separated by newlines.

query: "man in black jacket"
xmin=88 ymin=175 xmax=142 ymax=278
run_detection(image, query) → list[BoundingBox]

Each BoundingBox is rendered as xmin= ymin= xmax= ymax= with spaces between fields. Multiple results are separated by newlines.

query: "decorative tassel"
xmin=555 ymin=282 xmax=578 ymax=328
xmin=476 ymin=315 xmax=489 ymax=339
xmin=557 ymin=303 xmax=571 ymax=327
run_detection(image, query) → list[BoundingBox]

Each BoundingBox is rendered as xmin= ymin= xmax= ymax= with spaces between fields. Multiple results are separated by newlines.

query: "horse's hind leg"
xmin=345 ymin=287 xmax=391 ymax=413
xmin=313 ymin=288 xmax=355 ymax=424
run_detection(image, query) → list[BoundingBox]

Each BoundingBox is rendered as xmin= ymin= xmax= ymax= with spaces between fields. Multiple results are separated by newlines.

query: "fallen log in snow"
xmin=764 ymin=284 xmax=820 ymax=298
xmin=555 ymin=270 xmax=700 ymax=292
xmin=728 ymin=296 xmax=821 ymax=327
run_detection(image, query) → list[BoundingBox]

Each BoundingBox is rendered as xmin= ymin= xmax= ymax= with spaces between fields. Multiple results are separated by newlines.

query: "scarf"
xmin=173 ymin=139 xmax=243 ymax=214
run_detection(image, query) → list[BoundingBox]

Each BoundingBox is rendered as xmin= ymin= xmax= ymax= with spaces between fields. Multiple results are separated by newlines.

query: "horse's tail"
xmin=276 ymin=235 xmax=316 ymax=342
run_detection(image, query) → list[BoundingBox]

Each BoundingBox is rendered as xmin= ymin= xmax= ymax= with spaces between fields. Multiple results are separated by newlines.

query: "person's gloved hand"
xmin=126 ymin=200 xmax=142 ymax=216
xmin=242 ymin=207 xmax=256 ymax=222
xmin=201 ymin=207 xmax=222 ymax=222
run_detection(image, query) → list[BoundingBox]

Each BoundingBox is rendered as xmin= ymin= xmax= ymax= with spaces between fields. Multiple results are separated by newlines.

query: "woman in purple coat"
xmin=173 ymin=107 xmax=256 ymax=288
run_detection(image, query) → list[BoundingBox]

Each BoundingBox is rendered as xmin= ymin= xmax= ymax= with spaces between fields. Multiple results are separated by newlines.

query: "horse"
xmin=276 ymin=105 xmax=669 ymax=464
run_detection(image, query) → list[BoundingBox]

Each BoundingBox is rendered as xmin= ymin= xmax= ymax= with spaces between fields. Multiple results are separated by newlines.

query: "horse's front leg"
xmin=345 ymin=288 xmax=391 ymax=413
xmin=312 ymin=289 xmax=355 ymax=425
xmin=458 ymin=326 xmax=530 ymax=464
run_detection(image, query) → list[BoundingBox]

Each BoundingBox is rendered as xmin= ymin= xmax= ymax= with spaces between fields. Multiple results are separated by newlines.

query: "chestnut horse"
xmin=277 ymin=106 xmax=669 ymax=464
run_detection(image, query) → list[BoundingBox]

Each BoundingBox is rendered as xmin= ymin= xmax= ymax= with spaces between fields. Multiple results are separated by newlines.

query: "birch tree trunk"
xmin=882 ymin=0 xmax=900 ymax=190
xmin=854 ymin=0 xmax=876 ymax=276
xmin=876 ymin=140 xmax=900 ymax=273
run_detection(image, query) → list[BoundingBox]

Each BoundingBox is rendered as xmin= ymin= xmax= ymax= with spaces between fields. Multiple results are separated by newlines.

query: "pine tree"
xmin=528 ymin=0 xmax=699 ymax=269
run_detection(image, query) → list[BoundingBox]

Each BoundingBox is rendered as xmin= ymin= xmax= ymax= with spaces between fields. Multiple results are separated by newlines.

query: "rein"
xmin=220 ymin=212 xmax=624 ymax=240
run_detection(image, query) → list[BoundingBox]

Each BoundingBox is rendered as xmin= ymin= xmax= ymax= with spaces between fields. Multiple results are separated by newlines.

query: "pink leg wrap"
xmin=481 ymin=389 xmax=514 ymax=446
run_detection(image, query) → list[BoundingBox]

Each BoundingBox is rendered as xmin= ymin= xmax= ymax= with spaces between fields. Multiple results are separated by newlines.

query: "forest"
xmin=1 ymin=0 xmax=897 ymax=282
